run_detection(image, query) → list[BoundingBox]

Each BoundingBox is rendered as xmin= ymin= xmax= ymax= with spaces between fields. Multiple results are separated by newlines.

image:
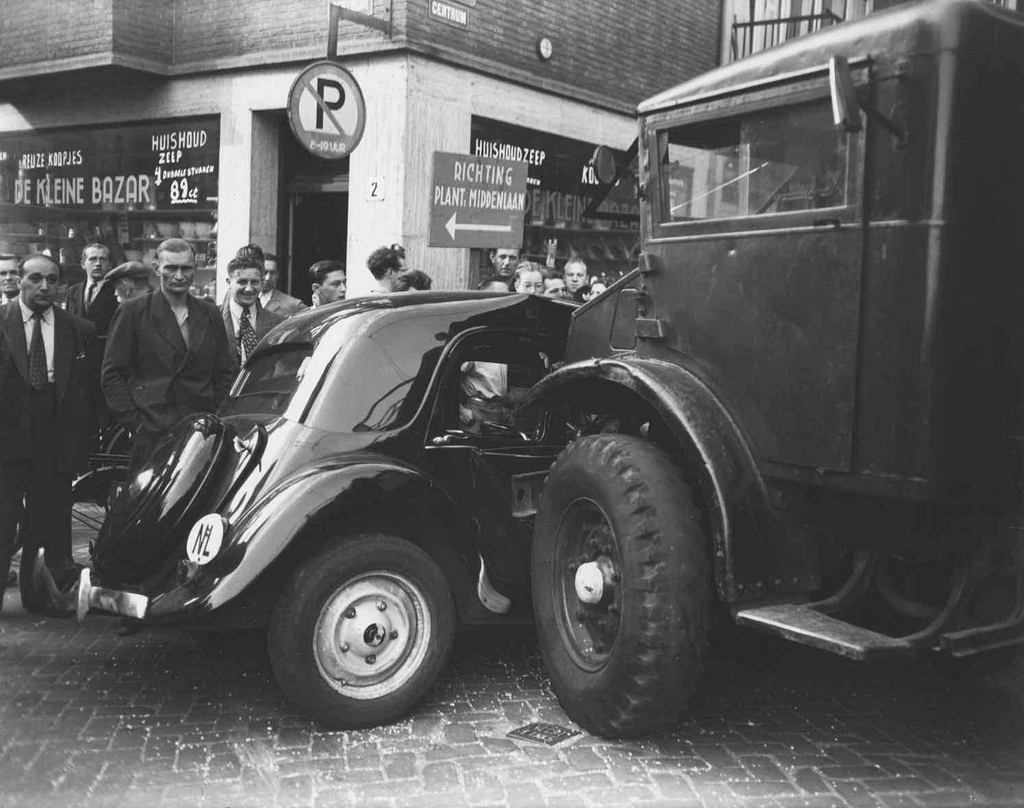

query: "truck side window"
xmin=660 ymin=97 xmax=849 ymax=222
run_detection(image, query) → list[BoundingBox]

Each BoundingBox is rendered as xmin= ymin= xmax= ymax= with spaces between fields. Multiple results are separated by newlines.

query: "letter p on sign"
xmin=315 ymin=78 xmax=346 ymax=129
xmin=288 ymin=61 xmax=367 ymax=161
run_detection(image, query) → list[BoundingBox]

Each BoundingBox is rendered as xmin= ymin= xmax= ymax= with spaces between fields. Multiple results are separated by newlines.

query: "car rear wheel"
xmin=268 ymin=533 xmax=455 ymax=729
xmin=532 ymin=434 xmax=712 ymax=738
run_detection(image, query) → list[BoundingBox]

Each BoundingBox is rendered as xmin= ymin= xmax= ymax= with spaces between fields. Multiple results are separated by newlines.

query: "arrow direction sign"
xmin=429 ymin=151 xmax=528 ymax=248
xmin=445 ymin=212 xmax=513 ymax=240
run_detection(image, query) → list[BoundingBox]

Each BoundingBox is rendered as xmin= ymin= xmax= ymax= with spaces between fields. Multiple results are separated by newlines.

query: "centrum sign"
xmin=287 ymin=61 xmax=366 ymax=161
xmin=428 ymin=151 xmax=527 ymax=248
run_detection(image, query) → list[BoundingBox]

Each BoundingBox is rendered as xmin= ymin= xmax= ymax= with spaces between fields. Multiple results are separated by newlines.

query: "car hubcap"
xmin=313 ymin=571 xmax=430 ymax=699
xmin=555 ymin=499 xmax=622 ymax=671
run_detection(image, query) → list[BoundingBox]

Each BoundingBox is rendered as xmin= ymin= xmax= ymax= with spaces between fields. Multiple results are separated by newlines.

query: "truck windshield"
xmin=221 ymin=344 xmax=314 ymax=417
xmin=660 ymin=97 xmax=848 ymax=221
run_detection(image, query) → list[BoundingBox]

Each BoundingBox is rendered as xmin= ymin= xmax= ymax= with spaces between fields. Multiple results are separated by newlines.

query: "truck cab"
xmin=529 ymin=0 xmax=1024 ymax=737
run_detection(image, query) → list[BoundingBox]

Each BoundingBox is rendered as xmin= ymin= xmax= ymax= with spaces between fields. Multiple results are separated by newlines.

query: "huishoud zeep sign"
xmin=0 ymin=118 xmax=220 ymax=211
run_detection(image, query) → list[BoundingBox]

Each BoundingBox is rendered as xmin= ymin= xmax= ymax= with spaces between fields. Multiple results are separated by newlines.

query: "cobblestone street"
xmin=0 ymin=514 xmax=1021 ymax=808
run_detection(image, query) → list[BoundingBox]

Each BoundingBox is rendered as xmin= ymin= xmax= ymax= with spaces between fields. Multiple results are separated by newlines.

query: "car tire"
xmin=268 ymin=533 xmax=455 ymax=729
xmin=532 ymin=434 xmax=711 ymax=738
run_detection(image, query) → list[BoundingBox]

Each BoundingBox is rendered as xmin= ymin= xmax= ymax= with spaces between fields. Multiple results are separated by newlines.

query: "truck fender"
xmin=530 ymin=357 xmax=816 ymax=601
xmin=148 ymin=459 xmax=471 ymax=619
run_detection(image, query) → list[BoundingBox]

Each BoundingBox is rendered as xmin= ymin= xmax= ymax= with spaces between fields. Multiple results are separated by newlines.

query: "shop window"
xmin=0 ymin=117 xmax=219 ymax=298
xmin=470 ymin=117 xmax=639 ymax=290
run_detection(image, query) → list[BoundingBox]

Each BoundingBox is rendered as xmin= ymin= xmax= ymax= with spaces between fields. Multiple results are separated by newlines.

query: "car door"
xmin=421 ymin=330 xmax=567 ymax=592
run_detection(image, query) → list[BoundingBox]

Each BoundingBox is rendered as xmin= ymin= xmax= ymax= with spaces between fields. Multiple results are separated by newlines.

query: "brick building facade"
xmin=0 ymin=0 xmax=719 ymax=297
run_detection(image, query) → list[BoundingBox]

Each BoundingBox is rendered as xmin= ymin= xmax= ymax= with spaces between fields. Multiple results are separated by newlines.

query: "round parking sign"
xmin=287 ymin=60 xmax=366 ymax=160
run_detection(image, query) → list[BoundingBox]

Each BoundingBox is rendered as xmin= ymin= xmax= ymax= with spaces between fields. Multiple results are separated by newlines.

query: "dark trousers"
xmin=0 ymin=385 xmax=76 ymax=606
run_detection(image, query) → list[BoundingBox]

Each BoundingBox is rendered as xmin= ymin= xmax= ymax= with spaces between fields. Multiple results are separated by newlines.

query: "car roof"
xmin=261 ymin=291 xmax=578 ymax=353
xmin=638 ymin=0 xmax=1024 ymax=115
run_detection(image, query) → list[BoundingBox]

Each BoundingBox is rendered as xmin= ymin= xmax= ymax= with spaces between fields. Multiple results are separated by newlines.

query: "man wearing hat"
xmin=104 ymin=261 xmax=154 ymax=305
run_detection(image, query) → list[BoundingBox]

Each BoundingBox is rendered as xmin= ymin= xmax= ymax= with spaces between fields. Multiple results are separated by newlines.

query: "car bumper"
xmin=76 ymin=568 xmax=149 ymax=621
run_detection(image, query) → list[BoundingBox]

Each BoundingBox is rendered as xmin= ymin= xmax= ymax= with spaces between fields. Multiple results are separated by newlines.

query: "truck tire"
xmin=532 ymin=434 xmax=711 ymax=737
xmin=268 ymin=533 xmax=455 ymax=729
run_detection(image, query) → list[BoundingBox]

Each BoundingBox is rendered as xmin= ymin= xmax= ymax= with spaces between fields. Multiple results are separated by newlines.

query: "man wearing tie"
xmin=64 ymin=243 xmax=118 ymax=338
xmin=221 ymin=255 xmax=283 ymax=368
xmin=0 ymin=254 xmax=98 ymax=613
xmin=102 ymin=238 xmax=235 ymax=472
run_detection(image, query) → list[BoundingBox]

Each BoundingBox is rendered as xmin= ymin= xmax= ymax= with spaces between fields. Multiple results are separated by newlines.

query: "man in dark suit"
xmin=0 ymin=254 xmax=98 ymax=612
xmin=64 ymin=243 xmax=118 ymax=338
xmin=259 ymin=253 xmax=306 ymax=316
xmin=221 ymin=255 xmax=284 ymax=366
xmin=0 ymin=252 xmax=20 ymax=305
xmin=102 ymin=238 xmax=235 ymax=472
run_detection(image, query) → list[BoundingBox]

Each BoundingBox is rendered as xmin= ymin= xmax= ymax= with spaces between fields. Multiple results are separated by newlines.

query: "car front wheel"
xmin=268 ymin=533 xmax=455 ymax=729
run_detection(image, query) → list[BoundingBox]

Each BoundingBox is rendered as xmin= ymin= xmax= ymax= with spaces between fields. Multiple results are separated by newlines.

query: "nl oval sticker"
xmin=186 ymin=514 xmax=225 ymax=565
xmin=287 ymin=60 xmax=367 ymax=161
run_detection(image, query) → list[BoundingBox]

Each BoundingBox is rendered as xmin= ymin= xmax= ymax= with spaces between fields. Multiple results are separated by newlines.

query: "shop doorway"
xmin=287 ymin=192 xmax=348 ymax=304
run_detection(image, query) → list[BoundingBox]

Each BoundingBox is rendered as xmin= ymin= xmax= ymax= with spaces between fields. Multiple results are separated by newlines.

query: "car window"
xmin=303 ymin=312 xmax=450 ymax=433
xmin=221 ymin=345 xmax=314 ymax=417
xmin=659 ymin=97 xmax=850 ymax=222
xmin=447 ymin=338 xmax=550 ymax=440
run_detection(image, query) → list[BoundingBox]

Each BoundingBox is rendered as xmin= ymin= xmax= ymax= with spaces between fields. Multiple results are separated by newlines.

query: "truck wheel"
xmin=268 ymin=533 xmax=455 ymax=729
xmin=532 ymin=434 xmax=711 ymax=737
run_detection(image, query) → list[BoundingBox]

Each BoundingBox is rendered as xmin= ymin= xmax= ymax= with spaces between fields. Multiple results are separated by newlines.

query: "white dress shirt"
xmin=258 ymin=290 xmax=273 ymax=309
xmin=19 ymin=298 xmax=55 ymax=383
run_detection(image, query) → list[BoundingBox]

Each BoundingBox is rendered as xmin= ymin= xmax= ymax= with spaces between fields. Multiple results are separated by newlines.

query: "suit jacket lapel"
xmin=182 ymin=296 xmax=209 ymax=373
xmin=150 ymin=291 xmax=188 ymax=360
xmin=220 ymin=300 xmax=237 ymax=359
xmin=2 ymin=302 xmax=28 ymax=385
xmin=53 ymin=307 xmax=73 ymax=405
xmin=255 ymin=306 xmax=274 ymax=339
xmin=66 ymin=282 xmax=84 ymax=318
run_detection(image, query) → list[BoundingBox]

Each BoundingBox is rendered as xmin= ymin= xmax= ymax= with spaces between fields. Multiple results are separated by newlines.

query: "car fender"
xmin=530 ymin=356 xmax=817 ymax=601
xmin=147 ymin=457 xmax=470 ymax=619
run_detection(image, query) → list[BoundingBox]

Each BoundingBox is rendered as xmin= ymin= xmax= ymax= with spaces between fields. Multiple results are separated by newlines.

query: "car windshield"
xmin=221 ymin=344 xmax=314 ymax=417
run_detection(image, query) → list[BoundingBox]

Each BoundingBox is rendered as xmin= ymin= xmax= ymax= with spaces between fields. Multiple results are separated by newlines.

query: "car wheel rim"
xmin=553 ymin=498 xmax=622 ymax=672
xmin=313 ymin=571 xmax=431 ymax=700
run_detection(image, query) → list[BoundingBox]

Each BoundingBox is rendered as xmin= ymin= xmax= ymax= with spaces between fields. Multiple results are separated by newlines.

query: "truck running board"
xmin=734 ymin=604 xmax=916 ymax=660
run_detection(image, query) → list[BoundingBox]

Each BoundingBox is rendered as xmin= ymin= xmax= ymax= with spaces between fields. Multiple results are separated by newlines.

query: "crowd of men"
xmin=479 ymin=247 xmax=610 ymax=302
xmin=0 ymin=236 xmax=612 ymax=615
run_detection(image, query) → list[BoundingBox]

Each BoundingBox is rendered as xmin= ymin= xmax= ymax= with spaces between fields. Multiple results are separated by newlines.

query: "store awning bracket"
xmin=328 ymin=1 xmax=393 ymax=57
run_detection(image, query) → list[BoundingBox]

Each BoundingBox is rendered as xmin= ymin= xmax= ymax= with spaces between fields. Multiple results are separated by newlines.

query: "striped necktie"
xmin=238 ymin=304 xmax=257 ymax=363
xmin=28 ymin=312 xmax=47 ymax=390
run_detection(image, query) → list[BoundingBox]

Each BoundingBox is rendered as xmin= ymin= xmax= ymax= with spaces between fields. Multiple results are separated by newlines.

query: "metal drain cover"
xmin=507 ymin=721 xmax=581 ymax=746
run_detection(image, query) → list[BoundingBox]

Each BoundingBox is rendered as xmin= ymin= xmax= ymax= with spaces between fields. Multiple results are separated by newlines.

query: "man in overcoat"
xmin=0 ymin=254 xmax=98 ymax=612
xmin=259 ymin=253 xmax=306 ymax=316
xmin=102 ymin=238 xmax=235 ymax=472
xmin=64 ymin=242 xmax=118 ymax=338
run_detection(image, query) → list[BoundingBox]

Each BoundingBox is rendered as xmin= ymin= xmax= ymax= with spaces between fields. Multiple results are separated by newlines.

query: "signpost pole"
xmin=327 ymin=0 xmax=393 ymax=56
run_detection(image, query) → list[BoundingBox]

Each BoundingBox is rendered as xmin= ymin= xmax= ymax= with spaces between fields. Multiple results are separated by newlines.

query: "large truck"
xmin=527 ymin=0 xmax=1024 ymax=736
xmin=53 ymin=0 xmax=1023 ymax=739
